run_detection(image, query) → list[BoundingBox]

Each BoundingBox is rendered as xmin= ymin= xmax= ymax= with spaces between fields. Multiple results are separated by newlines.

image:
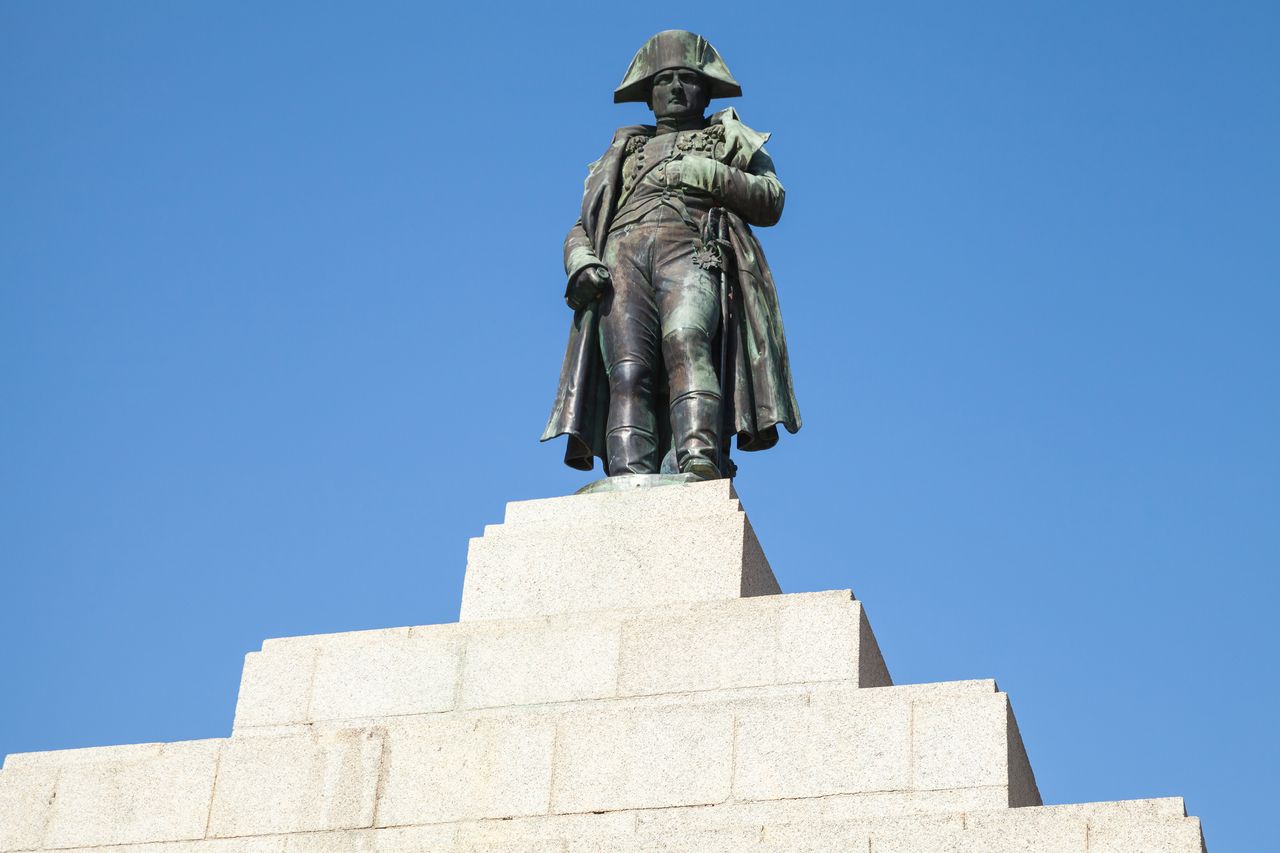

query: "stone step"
xmin=2 ymin=679 xmax=1040 ymax=849
xmin=453 ymin=805 xmax=1207 ymax=853
xmin=0 ymin=799 xmax=1204 ymax=852
xmin=567 ymin=812 xmax=1204 ymax=853
xmin=234 ymin=589 xmax=889 ymax=730
xmin=0 ymin=476 xmax=1211 ymax=851
xmin=460 ymin=480 xmax=778 ymax=620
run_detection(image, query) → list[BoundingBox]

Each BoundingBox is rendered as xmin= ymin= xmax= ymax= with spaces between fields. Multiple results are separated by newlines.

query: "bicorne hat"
xmin=613 ymin=30 xmax=742 ymax=104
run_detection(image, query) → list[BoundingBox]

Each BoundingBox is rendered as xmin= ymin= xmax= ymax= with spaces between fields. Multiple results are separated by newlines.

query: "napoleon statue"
xmin=542 ymin=30 xmax=800 ymax=481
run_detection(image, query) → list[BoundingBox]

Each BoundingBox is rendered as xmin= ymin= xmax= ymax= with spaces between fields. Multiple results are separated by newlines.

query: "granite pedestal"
xmin=0 ymin=480 xmax=1208 ymax=851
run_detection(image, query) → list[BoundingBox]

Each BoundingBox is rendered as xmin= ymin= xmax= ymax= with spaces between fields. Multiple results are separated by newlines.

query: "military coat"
xmin=542 ymin=108 xmax=801 ymax=471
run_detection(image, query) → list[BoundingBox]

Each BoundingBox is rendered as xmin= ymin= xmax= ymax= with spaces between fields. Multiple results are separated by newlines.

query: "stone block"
xmin=0 ymin=766 xmax=57 ymax=852
xmin=911 ymin=691 xmax=1039 ymax=805
xmin=235 ymin=589 xmax=893 ymax=731
xmin=208 ymin=729 xmax=383 ymax=837
xmin=733 ymin=689 xmax=913 ymax=800
xmin=617 ymin=599 xmax=780 ymax=696
xmin=619 ymin=825 xmax=805 ymax=853
xmin=406 ymin=805 xmax=1203 ymax=853
xmin=1087 ymin=817 xmax=1207 ymax=852
xmin=760 ymin=821 xmax=876 ymax=852
xmin=1022 ymin=797 xmax=1187 ymax=824
xmin=4 ymin=741 xmax=170 ymax=770
xmin=869 ymin=821 xmax=1083 ymax=853
xmin=781 ymin=593 xmax=889 ymax=686
xmin=552 ymin=704 xmax=734 ymax=813
xmin=962 ymin=805 xmax=1091 ymax=840
xmin=459 ymin=614 xmax=620 ymax=709
xmin=309 ymin=634 xmax=461 ymax=721
xmin=617 ymin=591 xmax=887 ymax=698
xmin=911 ymin=692 xmax=1010 ymax=791
xmin=40 ymin=739 xmax=220 ymax=849
xmin=723 ymin=814 xmax=961 ymax=853
xmin=349 ymin=680 xmax=1008 ymax=823
xmin=233 ymin=649 xmax=315 ymax=728
xmin=459 ymin=482 xmax=779 ymax=621
xmin=376 ymin=715 xmax=556 ymax=825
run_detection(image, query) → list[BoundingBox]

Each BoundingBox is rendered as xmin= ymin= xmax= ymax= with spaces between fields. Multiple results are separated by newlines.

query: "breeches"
xmin=598 ymin=217 xmax=722 ymax=474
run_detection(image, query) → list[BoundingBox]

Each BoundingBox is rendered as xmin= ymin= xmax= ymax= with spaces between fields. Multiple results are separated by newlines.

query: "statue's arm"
xmin=564 ymin=218 xmax=605 ymax=281
xmin=676 ymin=148 xmax=785 ymax=227
xmin=562 ymin=218 xmax=611 ymax=310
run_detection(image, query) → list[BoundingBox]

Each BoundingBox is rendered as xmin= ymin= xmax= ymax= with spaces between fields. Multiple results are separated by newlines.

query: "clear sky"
xmin=2 ymin=2 xmax=1276 ymax=848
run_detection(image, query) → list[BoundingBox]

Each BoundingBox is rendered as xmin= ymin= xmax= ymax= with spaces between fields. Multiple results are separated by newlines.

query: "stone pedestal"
xmin=0 ymin=481 xmax=1209 ymax=852
xmin=460 ymin=480 xmax=779 ymax=621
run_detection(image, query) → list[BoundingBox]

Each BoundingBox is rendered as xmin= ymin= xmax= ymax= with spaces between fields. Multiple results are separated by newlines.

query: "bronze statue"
xmin=542 ymin=30 xmax=800 ymax=481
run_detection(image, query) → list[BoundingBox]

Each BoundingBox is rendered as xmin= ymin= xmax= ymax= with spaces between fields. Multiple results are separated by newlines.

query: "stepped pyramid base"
xmin=0 ymin=481 xmax=1208 ymax=851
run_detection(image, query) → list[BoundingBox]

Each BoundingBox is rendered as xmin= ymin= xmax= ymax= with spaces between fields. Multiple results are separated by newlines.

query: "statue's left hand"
xmin=666 ymin=155 xmax=719 ymax=194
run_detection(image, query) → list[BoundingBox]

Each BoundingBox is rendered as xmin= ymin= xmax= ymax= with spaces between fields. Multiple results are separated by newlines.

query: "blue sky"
xmin=2 ymin=2 xmax=1276 ymax=848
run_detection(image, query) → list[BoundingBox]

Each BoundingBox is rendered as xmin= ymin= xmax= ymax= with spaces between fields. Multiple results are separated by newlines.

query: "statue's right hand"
xmin=565 ymin=265 xmax=610 ymax=310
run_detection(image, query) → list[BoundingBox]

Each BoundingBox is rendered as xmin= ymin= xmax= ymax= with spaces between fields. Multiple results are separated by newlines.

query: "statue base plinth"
xmin=459 ymin=479 xmax=777 ymax=622
xmin=574 ymin=472 xmax=713 ymax=495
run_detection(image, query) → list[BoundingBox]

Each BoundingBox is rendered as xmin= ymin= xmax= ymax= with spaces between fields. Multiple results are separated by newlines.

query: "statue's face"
xmin=649 ymin=68 xmax=710 ymax=120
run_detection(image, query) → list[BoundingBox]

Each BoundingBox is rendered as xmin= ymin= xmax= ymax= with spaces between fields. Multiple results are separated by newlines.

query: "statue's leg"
xmin=599 ymin=227 xmax=661 ymax=475
xmin=653 ymin=223 xmax=722 ymax=478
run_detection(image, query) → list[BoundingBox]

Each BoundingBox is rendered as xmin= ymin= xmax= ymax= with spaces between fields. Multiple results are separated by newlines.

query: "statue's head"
xmin=613 ymin=30 xmax=741 ymax=118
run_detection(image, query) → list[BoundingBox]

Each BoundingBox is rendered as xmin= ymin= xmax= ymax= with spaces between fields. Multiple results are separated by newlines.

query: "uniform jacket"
xmin=541 ymin=108 xmax=802 ymax=471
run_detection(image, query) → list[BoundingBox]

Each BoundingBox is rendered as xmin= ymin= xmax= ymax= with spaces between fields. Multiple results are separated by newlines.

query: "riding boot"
xmin=669 ymin=391 xmax=722 ymax=478
xmin=604 ymin=357 xmax=659 ymax=475
xmin=605 ymin=424 xmax=659 ymax=475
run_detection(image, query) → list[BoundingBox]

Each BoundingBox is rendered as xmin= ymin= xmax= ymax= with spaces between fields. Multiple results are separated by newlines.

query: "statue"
xmin=542 ymin=30 xmax=801 ymax=482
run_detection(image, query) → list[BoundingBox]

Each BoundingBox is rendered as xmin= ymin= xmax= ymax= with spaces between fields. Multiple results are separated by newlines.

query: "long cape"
xmin=541 ymin=112 xmax=801 ymax=471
